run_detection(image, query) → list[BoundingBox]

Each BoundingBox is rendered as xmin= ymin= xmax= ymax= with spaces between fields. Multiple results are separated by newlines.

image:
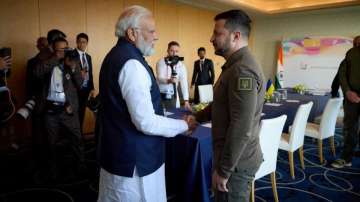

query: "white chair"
xmin=198 ymin=84 xmax=213 ymax=103
xmin=305 ymin=98 xmax=343 ymax=163
xmin=251 ymin=115 xmax=287 ymax=202
xmin=279 ymin=102 xmax=313 ymax=179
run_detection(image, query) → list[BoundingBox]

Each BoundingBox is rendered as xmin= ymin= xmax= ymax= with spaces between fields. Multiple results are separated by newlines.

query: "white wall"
xmin=252 ymin=6 xmax=360 ymax=81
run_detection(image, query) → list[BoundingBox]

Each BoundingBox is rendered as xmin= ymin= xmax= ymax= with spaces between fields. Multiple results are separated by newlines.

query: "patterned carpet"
xmin=0 ymin=129 xmax=359 ymax=202
xmin=254 ymin=129 xmax=360 ymax=202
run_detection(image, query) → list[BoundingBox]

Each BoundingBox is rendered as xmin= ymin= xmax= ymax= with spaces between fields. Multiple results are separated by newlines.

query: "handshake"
xmin=183 ymin=115 xmax=198 ymax=135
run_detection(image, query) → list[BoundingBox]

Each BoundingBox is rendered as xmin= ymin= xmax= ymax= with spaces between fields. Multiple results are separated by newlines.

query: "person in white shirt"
xmin=156 ymin=41 xmax=192 ymax=111
xmin=97 ymin=5 xmax=197 ymax=202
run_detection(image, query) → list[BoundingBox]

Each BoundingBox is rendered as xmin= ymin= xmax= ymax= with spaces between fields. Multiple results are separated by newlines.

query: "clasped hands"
xmin=182 ymin=114 xmax=198 ymax=135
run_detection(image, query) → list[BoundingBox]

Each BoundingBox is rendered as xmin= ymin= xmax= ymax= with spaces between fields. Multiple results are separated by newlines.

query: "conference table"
xmin=165 ymin=92 xmax=330 ymax=202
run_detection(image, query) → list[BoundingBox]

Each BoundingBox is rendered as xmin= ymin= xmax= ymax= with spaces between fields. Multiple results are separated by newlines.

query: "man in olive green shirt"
xmin=332 ymin=35 xmax=360 ymax=168
xmin=195 ymin=9 xmax=265 ymax=202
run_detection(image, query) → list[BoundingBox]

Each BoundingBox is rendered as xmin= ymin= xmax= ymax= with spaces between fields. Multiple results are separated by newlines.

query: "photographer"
xmin=0 ymin=53 xmax=11 ymax=87
xmin=156 ymin=41 xmax=191 ymax=111
xmin=34 ymin=37 xmax=85 ymax=180
xmin=0 ymin=56 xmax=11 ymax=71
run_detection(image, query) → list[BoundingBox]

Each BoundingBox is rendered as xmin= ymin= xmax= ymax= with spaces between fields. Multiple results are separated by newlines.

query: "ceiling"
xmin=176 ymin=0 xmax=360 ymax=15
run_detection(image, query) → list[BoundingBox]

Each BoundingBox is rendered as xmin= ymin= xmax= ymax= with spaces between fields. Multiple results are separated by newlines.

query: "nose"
xmin=153 ymin=31 xmax=159 ymax=42
xmin=210 ymin=34 xmax=215 ymax=43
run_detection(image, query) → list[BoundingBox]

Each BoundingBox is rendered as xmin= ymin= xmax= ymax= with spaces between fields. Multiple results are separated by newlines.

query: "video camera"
xmin=165 ymin=55 xmax=184 ymax=67
xmin=16 ymin=99 xmax=35 ymax=120
xmin=0 ymin=47 xmax=11 ymax=58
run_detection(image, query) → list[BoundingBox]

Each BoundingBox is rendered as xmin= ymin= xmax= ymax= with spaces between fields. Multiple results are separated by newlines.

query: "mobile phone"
xmin=0 ymin=47 xmax=11 ymax=58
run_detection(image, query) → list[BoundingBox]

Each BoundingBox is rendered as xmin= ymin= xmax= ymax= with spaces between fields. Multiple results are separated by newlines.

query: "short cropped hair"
xmin=76 ymin=33 xmax=89 ymax=42
xmin=167 ymin=41 xmax=180 ymax=50
xmin=47 ymin=29 xmax=66 ymax=45
xmin=214 ymin=10 xmax=252 ymax=39
xmin=197 ymin=47 xmax=206 ymax=54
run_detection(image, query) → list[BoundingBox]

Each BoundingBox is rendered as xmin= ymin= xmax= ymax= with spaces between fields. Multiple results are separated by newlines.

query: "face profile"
xmin=134 ymin=15 xmax=158 ymax=56
xmin=210 ymin=19 xmax=231 ymax=57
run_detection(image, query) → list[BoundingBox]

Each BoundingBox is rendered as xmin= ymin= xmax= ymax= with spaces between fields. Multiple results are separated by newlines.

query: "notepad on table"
xmin=286 ymin=100 xmax=300 ymax=103
xmin=265 ymin=103 xmax=282 ymax=107
xmin=202 ymin=123 xmax=212 ymax=128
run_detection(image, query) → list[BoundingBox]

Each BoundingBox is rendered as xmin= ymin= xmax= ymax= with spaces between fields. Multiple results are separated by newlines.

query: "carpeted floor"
xmin=0 ymin=129 xmax=359 ymax=202
xmin=254 ymin=129 xmax=360 ymax=202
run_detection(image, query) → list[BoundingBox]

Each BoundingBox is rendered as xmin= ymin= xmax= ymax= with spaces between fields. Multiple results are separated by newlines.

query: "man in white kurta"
xmin=97 ymin=6 xmax=196 ymax=202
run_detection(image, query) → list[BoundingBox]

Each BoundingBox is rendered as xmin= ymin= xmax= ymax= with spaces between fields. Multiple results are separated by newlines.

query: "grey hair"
xmin=115 ymin=5 xmax=152 ymax=37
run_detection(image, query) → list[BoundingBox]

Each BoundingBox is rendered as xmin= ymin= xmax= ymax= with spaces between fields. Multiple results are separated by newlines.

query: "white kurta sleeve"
xmin=119 ymin=59 xmax=188 ymax=137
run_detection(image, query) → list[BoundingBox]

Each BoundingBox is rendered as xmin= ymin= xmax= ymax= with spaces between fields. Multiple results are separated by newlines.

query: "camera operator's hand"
xmin=184 ymin=101 xmax=192 ymax=112
xmin=167 ymin=77 xmax=178 ymax=84
xmin=0 ymin=56 xmax=12 ymax=70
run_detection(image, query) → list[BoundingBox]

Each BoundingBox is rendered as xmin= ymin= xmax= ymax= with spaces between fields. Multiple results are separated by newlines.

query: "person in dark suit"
xmin=34 ymin=37 xmax=85 ymax=179
xmin=26 ymin=37 xmax=48 ymax=99
xmin=191 ymin=47 xmax=214 ymax=104
xmin=73 ymin=33 xmax=94 ymax=132
xmin=330 ymin=60 xmax=344 ymax=98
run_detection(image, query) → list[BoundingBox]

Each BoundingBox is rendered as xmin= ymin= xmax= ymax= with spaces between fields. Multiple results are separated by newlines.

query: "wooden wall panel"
xmin=38 ymin=0 xmax=86 ymax=48
xmin=147 ymin=0 xmax=179 ymax=69
xmin=124 ymin=0 xmax=154 ymax=12
xmin=0 ymin=0 xmax=220 ymax=135
xmin=83 ymin=0 xmax=124 ymax=133
xmin=0 ymin=0 xmax=39 ymax=104
xmin=178 ymin=4 xmax=201 ymax=85
xmin=197 ymin=10 xmax=225 ymax=84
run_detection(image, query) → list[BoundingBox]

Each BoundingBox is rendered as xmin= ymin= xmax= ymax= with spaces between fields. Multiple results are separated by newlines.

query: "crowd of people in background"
xmin=1 ymin=4 xmax=359 ymax=202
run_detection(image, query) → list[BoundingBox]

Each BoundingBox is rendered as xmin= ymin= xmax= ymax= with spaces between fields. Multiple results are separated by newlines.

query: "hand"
xmin=81 ymin=69 xmax=87 ymax=79
xmin=346 ymin=90 xmax=360 ymax=103
xmin=0 ymin=56 xmax=12 ymax=70
xmin=89 ymin=90 xmax=95 ymax=98
xmin=212 ymin=170 xmax=229 ymax=192
xmin=168 ymin=77 xmax=178 ymax=84
xmin=183 ymin=115 xmax=197 ymax=134
xmin=184 ymin=101 xmax=192 ymax=112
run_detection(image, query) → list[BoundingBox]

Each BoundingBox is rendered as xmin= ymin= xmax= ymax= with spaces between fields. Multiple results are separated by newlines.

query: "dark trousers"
xmin=161 ymin=93 xmax=176 ymax=111
xmin=32 ymin=114 xmax=47 ymax=167
xmin=45 ymin=111 xmax=84 ymax=173
xmin=341 ymin=99 xmax=360 ymax=162
xmin=194 ymin=85 xmax=200 ymax=104
xmin=78 ymin=89 xmax=90 ymax=132
xmin=214 ymin=169 xmax=256 ymax=202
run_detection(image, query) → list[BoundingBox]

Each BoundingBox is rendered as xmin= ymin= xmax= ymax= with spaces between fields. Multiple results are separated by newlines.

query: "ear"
xmin=232 ymin=31 xmax=241 ymax=42
xmin=126 ymin=28 xmax=137 ymax=42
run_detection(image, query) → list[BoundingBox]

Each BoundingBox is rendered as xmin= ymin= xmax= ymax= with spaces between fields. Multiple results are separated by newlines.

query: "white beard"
xmin=137 ymin=34 xmax=155 ymax=56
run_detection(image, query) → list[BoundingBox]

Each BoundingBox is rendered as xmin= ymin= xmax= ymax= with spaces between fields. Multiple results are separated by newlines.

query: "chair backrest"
xmin=319 ymin=98 xmax=343 ymax=139
xmin=255 ymin=115 xmax=287 ymax=180
xmin=289 ymin=102 xmax=313 ymax=151
xmin=198 ymin=84 xmax=213 ymax=103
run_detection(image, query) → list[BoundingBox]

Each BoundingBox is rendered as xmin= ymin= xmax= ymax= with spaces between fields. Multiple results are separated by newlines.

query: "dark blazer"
xmin=196 ymin=47 xmax=265 ymax=178
xmin=73 ymin=49 xmax=94 ymax=92
xmin=33 ymin=56 xmax=83 ymax=114
xmin=191 ymin=58 xmax=214 ymax=86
